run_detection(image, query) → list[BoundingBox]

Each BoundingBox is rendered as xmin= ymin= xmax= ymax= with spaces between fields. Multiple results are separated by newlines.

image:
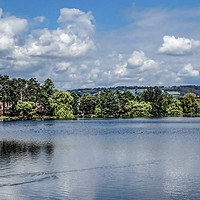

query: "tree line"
xmin=0 ymin=74 xmax=200 ymax=119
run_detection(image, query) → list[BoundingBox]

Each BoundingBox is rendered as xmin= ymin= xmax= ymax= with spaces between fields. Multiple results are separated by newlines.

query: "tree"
xmin=97 ymin=90 xmax=120 ymax=117
xmin=16 ymin=78 xmax=28 ymax=101
xmin=117 ymin=91 xmax=135 ymax=115
xmin=181 ymin=93 xmax=200 ymax=115
xmin=8 ymin=78 xmax=28 ymax=114
xmin=16 ymin=100 xmax=36 ymax=119
xmin=40 ymin=78 xmax=55 ymax=115
xmin=0 ymin=75 xmax=10 ymax=115
xmin=79 ymin=93 xmax=96 ymax=116
xmin=26 ymin=77 xmax=40 ymax=103
xmin=140 ymin=87 xmax=168 ymax=116
xmin=166 ymin=98 xmax=183 ymax=116
xmin=125 ymin=100 xmax=152 ymax=117
xmin=71 ymin=92 xmax=81 ymax=116
xmin=49 ymin=91 xmax=74 ymax=119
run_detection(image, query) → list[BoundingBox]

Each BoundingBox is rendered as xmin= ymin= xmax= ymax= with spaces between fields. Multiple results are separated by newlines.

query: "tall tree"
xmin=26 ymin=77 xmax=40 ymax=103
xmin=79 ymin=93 xmax=96 ymax=116
xmin=181 ymin=93 xmax=200 ymax=115
xmin=0 ymin=75 xmax=10 ymax=115
xmin=40 ymin=78 xmax=55 ymax=115
xmin=49 ymin=91 xmax=74 ymax=119
xmin=117 ymin=91 xmax=135 ymax=115
xmin=71 ymin=92 xmax=81 ymax=116
xmin=140 ymin=87 xmax=168 ymax=116
xmin=97 ymin=90 xmax=120 ymax=117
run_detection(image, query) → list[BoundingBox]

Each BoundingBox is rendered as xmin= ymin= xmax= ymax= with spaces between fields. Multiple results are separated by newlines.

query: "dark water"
xmin=1 ymin=118 xmax=200 ymax=199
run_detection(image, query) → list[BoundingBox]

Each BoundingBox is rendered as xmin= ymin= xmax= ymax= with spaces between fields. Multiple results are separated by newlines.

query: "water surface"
xmin=0 ymin=118 xmax=200 ymax=199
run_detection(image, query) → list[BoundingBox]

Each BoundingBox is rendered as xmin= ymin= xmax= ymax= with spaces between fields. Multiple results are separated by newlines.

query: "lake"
xmin=1 ymin=118 xmax=200 ymax=199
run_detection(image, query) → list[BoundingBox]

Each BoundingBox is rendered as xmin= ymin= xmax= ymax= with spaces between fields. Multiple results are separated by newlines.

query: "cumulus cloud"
xmin=23 ymin=8 xmax=95 ymax=58
xmin=0 ymin=16 xmax=27 ymax=36
xmin=158 ymin=35 xmax=200 ymax=56
xmin=1 ymin=5 xmax=200 ymax=89
xmin=107 ymin=51 xmax=161 ymax=87
xmin=23 ymin=29 xmax=94 ymax=58
xmin=127 ymin=51 xmax=158 ymax=71
xmin=177 ymin=64 xmax=199 ymax=77
xmin=58 ymin=8 xmax=95 ymax=37
xmin=0 ymin=7 xmax=95 ymax=78
xmin=0 ymin=14 xmax=27 ymax=56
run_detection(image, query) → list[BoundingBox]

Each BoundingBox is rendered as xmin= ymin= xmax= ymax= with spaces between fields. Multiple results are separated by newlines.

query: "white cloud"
xmin=0 ymin=16 xmax=27 ymax=36
xmin=0 ymin=12 xmax=27 ymax=55
xmin=58 ymin=8 xmax=94 ymax=37
xmin=177 ymin=64 xmax=199 ymax=77
xmin=127 ymin=51 xmax=158 ymax=71
xmin=0 ymin=34 xmax=14 ymax=51
xmin=0 ymin=7 xmax=95 ymax=80
xmin=159 ymin=35 xmax=200 ymax=56
xmin=0 ymin=6 xmax=200 ymax=89
xmin=127 ymin=51 xmax=145 ymax=67
xmin=23 ymin=29 xmax=94 ymax=58
xmin=23 ymin=8 xmax=95 ymax=59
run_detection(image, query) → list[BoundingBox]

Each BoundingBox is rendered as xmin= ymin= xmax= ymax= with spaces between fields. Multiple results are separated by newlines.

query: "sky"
xmin=0 ymin=0 xmax=200 ymax=89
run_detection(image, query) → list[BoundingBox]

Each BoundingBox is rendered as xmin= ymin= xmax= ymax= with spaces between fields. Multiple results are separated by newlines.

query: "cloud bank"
xmin=0 ymin=6 xmax=200 ymax=89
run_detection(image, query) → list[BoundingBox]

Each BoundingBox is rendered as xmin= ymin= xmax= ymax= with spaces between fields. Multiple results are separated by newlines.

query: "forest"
xmin=0 ymin=74 xmax=200 ymax=120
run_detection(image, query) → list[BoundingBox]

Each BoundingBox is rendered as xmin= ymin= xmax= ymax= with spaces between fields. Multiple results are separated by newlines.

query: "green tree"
xmin=26 ymin=77 xmax=40 ymax=103
xmin=181 ymin=93 xmax=200 ymax=115
xmin=166 ymin=98 xmax=183 ymax=116
xmin=49 ymin=91 xmax=74 ymax=119
xmin=117 ymin=91 xmax=135 ymax=116
xmin=125 ymin=100 xmax=152 ymax=117
xmin=79 ymin=93 xmax=96 ymax=116
xmin=16 ymin=78 xmax=28 ymax=101
xmin=97 ymin=90 xmax=120 ymax=117
xmin=8 ymin=78 xmax=28 ymax=114
xmin=140 ymin=87 xmax=168 ymax=116
xmin=0 ymin=75 xmax=10 ymax=115
xmin=40 ymin=78 xmax=55 ymax=115
xmin=71 ymin=92 xmax=81 ymax=116
xmin=16 ymin=100 xmax=36 ymax=119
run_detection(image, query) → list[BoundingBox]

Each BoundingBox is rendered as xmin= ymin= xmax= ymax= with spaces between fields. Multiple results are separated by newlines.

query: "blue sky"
xmin=0 ymin=0 xmax=200 ymax=89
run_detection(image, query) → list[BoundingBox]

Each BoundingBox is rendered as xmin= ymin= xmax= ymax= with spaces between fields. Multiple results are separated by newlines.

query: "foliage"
xmin=166 ymin=98 xmax=183 ymax=116
xmin=0 ymin=75 xmax=10 ymax=115
xmin=125 ymin=100 xmax=152 ymax=117
xmin=117 ymin=91 xmax=135 ymax=115
xmin=1 ymin=74 xmax=200 ymax=119
xmin=71 ymin=92 xmax=81 ymax=115
xmin=39 ymin=78 xmax=55 ymax=115
xmin=97 ymin=90 xmax=121 ymax=117
xmin=16 ymin=100 xmax=36 ymax=119
xmin=140 ymin=87 xmax=168 ymax=116
xmin=49 ymin=91 xmax=74 ymax=119
xmin=79 ymin=93 xmax=96 ymax=116
xmin=181 ymin=93 xmax=200 ymax=115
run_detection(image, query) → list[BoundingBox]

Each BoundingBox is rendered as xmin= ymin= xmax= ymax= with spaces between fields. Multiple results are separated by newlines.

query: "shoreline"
xmin=1 ymin=115 xmax=200 ymax=122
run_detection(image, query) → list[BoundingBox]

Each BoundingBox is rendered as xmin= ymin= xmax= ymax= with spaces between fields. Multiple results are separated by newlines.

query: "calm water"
xmin=1 ymin=118 xmax=200 ymax=199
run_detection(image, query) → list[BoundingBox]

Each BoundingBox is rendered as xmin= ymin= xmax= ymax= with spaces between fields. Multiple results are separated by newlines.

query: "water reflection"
xmin=0 ymin=119 xmax=200 ymax=199
xmin=0 ymin=140 xmax=54 ymax=160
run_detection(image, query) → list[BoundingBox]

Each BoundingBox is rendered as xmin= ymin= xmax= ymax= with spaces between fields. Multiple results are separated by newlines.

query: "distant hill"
xmin=68 ymin=85 xmax=200 ymax=97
